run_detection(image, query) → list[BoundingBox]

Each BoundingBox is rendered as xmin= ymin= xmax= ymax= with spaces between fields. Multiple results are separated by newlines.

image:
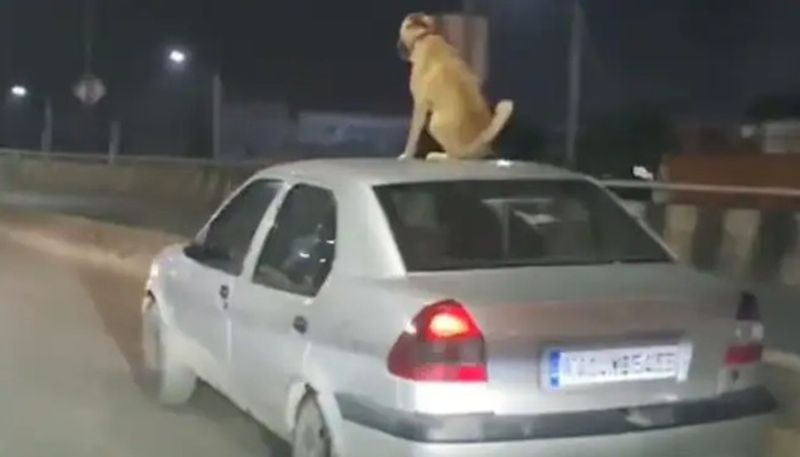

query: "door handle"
xmin=293 ymin=316 xmax=308 ymax=334
xmin=219 ymin=284 xmax=230 ymax=310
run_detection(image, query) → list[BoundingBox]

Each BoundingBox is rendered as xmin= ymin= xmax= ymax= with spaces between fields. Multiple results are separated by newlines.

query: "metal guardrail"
xmin=600 ymin=179 xmax=800 ymax=198
xmin=2 ymin=148 xmax=800 ymax=198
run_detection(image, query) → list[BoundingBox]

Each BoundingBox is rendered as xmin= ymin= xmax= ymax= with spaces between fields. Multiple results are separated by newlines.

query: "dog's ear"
xmin=405 ymin=12 xmax=436 ymax=32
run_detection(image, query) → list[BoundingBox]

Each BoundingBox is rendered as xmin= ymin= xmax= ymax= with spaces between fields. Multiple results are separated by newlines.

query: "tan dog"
xmin=397 ymin=12 xmax=514 ymax=161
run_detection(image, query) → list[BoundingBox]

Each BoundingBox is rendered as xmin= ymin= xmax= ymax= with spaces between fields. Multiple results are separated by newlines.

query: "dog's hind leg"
xmin=461 ymin=100 xmax=515 ymax=158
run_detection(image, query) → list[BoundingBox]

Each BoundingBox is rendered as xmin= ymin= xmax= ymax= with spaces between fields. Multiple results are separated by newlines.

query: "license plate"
xmin=547 ymin=344 xmax=692 ymax=389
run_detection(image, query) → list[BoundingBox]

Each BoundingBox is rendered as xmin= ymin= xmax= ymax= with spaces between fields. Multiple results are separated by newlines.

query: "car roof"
xmin=253 ymin=158 xmax=583 ymax=187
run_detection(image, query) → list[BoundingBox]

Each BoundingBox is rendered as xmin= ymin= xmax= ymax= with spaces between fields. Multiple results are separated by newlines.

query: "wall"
xmin=0 ymin=153 xmax=254 ymax=213
xmin=626 ymin=202 xmax=800 ymax=287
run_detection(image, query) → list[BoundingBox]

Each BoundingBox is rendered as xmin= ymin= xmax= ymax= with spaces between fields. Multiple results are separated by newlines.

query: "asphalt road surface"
xmin=0 ymin=236 xmax=283 ymax=456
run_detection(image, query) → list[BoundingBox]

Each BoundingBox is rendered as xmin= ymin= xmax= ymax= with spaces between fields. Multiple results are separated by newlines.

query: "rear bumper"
xmin=336 ymin=387 xmax=775 ymax=443
xmin=339 ymin=414 xmax=772 ymax=457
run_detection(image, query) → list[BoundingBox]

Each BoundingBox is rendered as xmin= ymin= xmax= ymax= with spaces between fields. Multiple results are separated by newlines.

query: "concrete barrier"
xmin=765 ymin=352 xmax=800 ymax=457
xmin=643 ymin=204 xmax=800 ymax=288
xmin=0 ymin=154 xmax=256 ymax=212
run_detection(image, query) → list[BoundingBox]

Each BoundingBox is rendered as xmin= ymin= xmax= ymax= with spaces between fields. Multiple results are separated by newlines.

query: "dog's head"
xmin=397 ymin=12 xmax=437 ymax=61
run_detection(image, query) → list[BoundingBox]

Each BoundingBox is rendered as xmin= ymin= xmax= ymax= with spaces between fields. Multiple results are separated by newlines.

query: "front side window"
xmin=196 ymin=179 xmax=282 ymax=274
xmin=375 ymin=179 xmax=671 ymax=272
xmin=253 ymin=184 xmax=337 ymax=296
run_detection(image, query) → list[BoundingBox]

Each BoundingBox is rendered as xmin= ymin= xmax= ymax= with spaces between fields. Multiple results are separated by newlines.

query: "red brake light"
xmin=725 ymin=344 xmax=763 ymax=366
xmin=388 ymin=300 xmax=487 ymax=383
xmin=424 ymin=302 xmax=481 ymax=340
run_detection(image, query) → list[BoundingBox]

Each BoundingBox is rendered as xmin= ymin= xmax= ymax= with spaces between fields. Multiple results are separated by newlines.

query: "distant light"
xmin=10 ymin=85 xmax=28 ymax=97
xmin=496 ymin=159 xmax=513 ymax=168
xmin=168 ymin=49 xmax=187 ymax=65
xmin=632 ymin=165 xmax=654 ymax=181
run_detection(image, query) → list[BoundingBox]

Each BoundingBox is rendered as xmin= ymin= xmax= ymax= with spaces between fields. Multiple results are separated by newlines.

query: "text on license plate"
xmin=547 ymin=344 xmax=692 ymax=389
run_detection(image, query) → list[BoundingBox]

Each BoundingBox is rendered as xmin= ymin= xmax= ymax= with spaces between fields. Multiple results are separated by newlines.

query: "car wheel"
xmin=140 ymin=294 xmax=196 ymax=405
xmin=292 ymin=396 xmax=335 ymax=457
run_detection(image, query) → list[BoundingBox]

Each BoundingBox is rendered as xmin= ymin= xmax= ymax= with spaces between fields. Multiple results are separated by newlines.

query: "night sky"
xmin=2 ymin=0 xmax=800 ymax=125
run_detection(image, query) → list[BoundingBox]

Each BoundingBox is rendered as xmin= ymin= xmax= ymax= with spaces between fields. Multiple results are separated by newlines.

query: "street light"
xmin=164 ymin=46 xmax=222 ymax=158
xmin=168 ymin=49 xmax=188 ymax=66
xmin=6 ymin=85 xmax=54 ymax=151
xmin=10 ymin=85 xmax=28 ymax=98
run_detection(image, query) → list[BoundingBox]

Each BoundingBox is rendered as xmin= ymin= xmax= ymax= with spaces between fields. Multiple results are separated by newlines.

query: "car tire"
xmin=140 ymin=294 xmax=197 ymax=405
xmin=292 ymin=395 xmax=336 ymax=457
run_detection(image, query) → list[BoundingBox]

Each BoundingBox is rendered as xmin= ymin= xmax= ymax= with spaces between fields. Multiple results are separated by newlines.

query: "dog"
xmin=397 ymin=12 xmax=514 ymax=161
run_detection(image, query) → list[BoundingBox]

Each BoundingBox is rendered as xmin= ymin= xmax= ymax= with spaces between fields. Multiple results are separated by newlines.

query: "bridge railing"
xmin=599 ymin=180 xmax=800 ymax=289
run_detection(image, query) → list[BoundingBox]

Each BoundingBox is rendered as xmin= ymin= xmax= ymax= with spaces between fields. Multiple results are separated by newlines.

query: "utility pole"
xmin=565 ymin=0 xmax=584 ymax=168
xmin=108 ymin=120 xmax=121 ymax=163
xmin=40 ymin=97 xmax=53 ymax=152
xmin=211 ymin=72 xmax=223 ymax=160
xmin=463 ymin=0 xmax=476 ymax=60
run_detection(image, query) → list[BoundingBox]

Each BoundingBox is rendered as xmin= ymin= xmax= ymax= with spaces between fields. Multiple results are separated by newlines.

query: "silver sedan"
xmin=142 ymin=159 xmax=774 ymax=457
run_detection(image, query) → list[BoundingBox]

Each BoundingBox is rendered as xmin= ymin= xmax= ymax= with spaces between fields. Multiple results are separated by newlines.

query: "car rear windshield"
xmin=374 ymin=180 xmax=671 ymax=271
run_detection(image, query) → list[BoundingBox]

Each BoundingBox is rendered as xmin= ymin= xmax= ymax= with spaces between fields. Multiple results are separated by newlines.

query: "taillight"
xmin=725 ymin=344 xmax=763 ymax=366
xmin=725 ymin=292 xmax=764 ymax=368
xmin=387 ymin=300 xmax=487 ymax=382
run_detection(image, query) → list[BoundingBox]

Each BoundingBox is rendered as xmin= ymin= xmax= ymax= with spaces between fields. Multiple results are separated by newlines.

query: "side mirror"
xmin=183 ymin=243 xmax=206 ymax=260
xmin=184 ymin=243 xmax=232 ymax=263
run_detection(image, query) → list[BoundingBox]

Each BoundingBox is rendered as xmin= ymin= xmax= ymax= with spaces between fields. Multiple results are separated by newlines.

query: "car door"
xmin=229 ymin=184 xmax=337 ymax=433
xmin=168 ymin=179 xmax=283 ymax=380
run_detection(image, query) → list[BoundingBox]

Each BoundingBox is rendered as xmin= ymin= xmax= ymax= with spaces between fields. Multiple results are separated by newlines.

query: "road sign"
xmin=73 ymin=74 xmax=106 ymax=106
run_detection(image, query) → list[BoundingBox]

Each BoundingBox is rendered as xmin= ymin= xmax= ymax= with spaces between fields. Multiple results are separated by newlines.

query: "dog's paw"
xmin=425 ymin=152 xmax=449 ymax=162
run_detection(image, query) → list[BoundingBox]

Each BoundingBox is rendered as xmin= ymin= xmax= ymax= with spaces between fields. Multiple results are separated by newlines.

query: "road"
xmin=0 ymin=192 xmax=208 ymax=236
xmin=0 ymin=236 xmax=281 ymax=456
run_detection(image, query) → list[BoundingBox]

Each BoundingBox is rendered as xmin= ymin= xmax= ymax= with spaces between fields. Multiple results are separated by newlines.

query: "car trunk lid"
xmin=403 ymin=262 xmax=737 ymax=415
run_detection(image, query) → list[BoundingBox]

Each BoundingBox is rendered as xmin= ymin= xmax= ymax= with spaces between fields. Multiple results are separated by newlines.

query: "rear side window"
xmin=253 ymin=184 xmax=336 ymax=297
xmin=375 ymin=180 xmax=670 ymax=271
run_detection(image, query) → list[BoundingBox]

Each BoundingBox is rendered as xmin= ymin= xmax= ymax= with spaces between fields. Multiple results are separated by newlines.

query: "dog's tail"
xmin=463 ymin=100 xmax=514 ymax=157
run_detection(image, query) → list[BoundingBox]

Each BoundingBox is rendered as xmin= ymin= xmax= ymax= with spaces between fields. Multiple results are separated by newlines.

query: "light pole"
xmin=565 ymin=0 xmax=585 ymax=168
xmin=165 ymin=47 xmax=223 ymax=159
xmin=8 ymin=85 xmax=54 ymax=152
